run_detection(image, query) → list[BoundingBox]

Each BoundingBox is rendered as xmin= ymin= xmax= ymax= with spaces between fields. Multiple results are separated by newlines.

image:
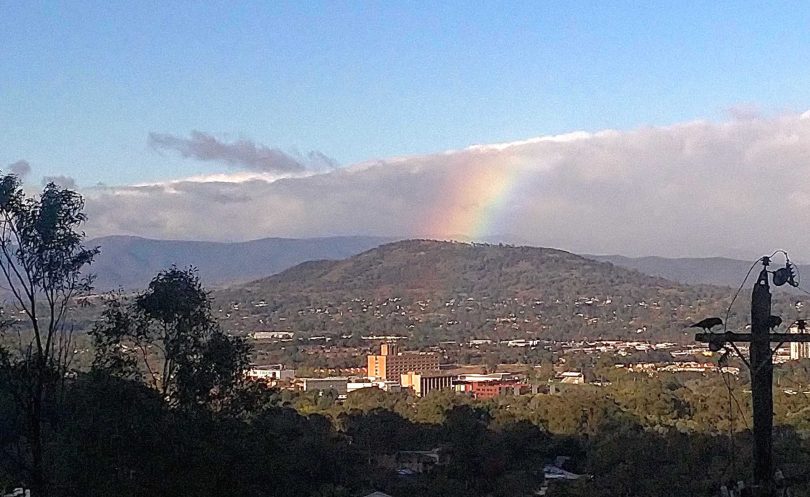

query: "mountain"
xmin=585 ymin=254 xmax=810 ymax=289
xmin=217 ymin=240 xmax=739 ymax=342
xmin=86 ymin=235 xmax=397 ymax=290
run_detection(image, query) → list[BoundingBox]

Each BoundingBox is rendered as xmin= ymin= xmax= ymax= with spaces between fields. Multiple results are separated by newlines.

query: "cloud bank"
xmin=148 ymin=131 xmax=337 ymax=173
xmin=83 ymin=114 xmax=810 ymax=259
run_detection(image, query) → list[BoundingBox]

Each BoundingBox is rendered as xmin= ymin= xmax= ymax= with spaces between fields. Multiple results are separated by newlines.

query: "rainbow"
xmin=427 ymin=161 xmax=523 ymax=239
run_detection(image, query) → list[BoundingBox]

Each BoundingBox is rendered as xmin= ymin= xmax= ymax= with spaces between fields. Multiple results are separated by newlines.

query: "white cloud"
xmin=82 ymin=113 xmax=810 ymax=259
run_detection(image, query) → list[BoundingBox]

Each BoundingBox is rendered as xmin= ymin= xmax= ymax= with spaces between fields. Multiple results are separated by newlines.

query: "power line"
xmin=724 ymin=258 xmax=762 ymax=333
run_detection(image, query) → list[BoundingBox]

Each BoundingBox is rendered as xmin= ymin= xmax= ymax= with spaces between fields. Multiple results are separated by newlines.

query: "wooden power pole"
xmin=696 ymin=256 xmax=810 ymax=497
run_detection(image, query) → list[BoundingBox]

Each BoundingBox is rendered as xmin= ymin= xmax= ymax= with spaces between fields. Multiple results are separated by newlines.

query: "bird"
xmin=690 ymin=317 xmax=723 ymax=331
xmin=767 ymin=315 xmax=782 ymax=329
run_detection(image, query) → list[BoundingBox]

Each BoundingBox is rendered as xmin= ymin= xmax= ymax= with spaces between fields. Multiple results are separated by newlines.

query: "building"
xmin=452 ymin=372 xmax=532 ymax=399
xmin=301 ymin=377 xmax=348 ymax=395
xmin=247 ymin=364 xmax=295 ymax=382
xmin=557 ymin=371 xmax=585 ymax=385
xmin=347 ymin=380 xmax=402 ymax=393
xmin=369 ymin=449 xmax=446 ymax=475
xmin=789 ymin=324 xmax=810 ymax=360
xmin=367 ymin=343 xmax=440 ymax=381
xmin=250 ymin=331 xmax=294 ymax=340
xmin=394 ymin=449 xmax=445 ymax=474
xmin=455 ymin=381 xmax=533 ymax=399
xmin=400 ymin=371 xmax=453 ymax=397
xmin=455 ymin=372 xmax=522 ymax=383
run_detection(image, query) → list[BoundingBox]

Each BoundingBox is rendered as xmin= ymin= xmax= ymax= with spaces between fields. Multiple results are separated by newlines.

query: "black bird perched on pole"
xmin=767 ymin=315 xmax=782 ymax=329
xmin=690 ymin=317 xmax=723 ymax=331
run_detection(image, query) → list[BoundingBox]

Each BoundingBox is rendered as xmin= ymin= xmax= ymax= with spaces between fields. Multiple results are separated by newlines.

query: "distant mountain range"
xmin=86 ymin=235 xmax=398 ymax=290
xmin=82 ymin=233 xmax=809 ymax=293
xmin=586 ymin=254 xmax=809 ymax=290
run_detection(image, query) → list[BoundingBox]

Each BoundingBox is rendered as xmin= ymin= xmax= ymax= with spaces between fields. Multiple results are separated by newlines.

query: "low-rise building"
xmin=557 ymin=371 xmax=585 ymax=385
xmin=455 ymin=380 xmax=533 ymax=399
xmin=400 ymin=371 xmax=453 ymax=397
xmin=455 ymin=372 xmax=522 ymax=383
xmin=301 ymin=377 xmax=349 ymax=395
xmin=370 ymin=448 xmax=446 ymax=475
xmin=247 ymin=364 xmax=295 ymax=382
xmin=250 ymin=331 xmax=295 ymax=340
xmin=347 ymin=380 xmax=402 ymax=393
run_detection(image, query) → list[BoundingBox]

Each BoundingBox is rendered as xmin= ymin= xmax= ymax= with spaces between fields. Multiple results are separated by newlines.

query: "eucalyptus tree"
xmin=92 ymin=267 xmax=252 ymax=412
xmin=0 ymin=174 xmax=98 ymax=496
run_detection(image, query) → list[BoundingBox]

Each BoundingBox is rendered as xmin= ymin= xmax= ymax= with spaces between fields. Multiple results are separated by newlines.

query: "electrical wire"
xmin=796 ymin=286 xmax=810 ymax=298
xmin=718 ymin=359 xmax=750 ymax=481
xmin=722 ymin=363 xmax=736 ymax=479
xmin=793 ymin=262 xmax=801 ymax=288
xmin=720 ymin=365 xmax=750 ymax=431
xmin=723 ymin=258 xmax=763 ymax=333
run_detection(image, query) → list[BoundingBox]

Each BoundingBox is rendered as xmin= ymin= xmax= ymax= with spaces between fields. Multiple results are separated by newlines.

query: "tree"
xmin=92 ymin=267 xmax=251 ymax=411
xmin=0 ymin=175 xmax=98 ymax=496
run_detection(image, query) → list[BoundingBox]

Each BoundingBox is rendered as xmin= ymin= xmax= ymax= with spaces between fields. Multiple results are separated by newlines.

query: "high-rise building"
xmin=367 ymin=343 xmax=440 ymax=381
xmin=789 ymin=324 xmax=810 ymax=360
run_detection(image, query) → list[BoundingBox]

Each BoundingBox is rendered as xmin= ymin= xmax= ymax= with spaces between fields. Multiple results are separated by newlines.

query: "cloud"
xmin=148 ymin=131 xmax=337 ymax=174
xmin=42 ymin=175 xmax=77 ymax=189
xmin=82 ymin=113 xmax=810 ymax=259
xmin=8 ymin=160 xmax=31 ymax=178
xmin=726 ymin=103 xmax=763 ymax=121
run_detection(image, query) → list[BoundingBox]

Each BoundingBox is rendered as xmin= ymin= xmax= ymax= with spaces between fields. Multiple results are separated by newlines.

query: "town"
xmin=245 ymin=329 xmax=810 ymax=400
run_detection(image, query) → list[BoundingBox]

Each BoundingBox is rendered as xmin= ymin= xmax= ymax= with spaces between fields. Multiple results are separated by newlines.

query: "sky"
xmin=3 ymin=2 xmax=810 ymax=258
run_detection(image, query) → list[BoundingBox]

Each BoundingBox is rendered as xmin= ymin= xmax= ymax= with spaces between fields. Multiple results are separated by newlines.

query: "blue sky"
xmin=2 ymin=1 xmax=810 ymax=186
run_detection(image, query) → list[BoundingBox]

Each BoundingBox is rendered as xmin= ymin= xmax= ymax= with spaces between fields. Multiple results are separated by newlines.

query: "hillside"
xmin=86 ymin=235 xmax=396 ymax=289
xmin=216 ymin=240 xmax=743 ymax=342
xmin=585 ymin=254 xmax=810 ymax=288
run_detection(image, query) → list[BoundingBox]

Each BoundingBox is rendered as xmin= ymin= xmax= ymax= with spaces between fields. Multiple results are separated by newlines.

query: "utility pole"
xmin=750 ymin=261 xmax=773 ymax=496
xmin=695 ymin=255 xmax=810 ymax=497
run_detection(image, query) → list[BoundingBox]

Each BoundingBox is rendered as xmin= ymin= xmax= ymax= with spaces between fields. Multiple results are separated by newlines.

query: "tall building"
xmin=367 ymin=343 xmax=440 ymax=381
xmin=790 ymin=324 xmax=810 ymax=360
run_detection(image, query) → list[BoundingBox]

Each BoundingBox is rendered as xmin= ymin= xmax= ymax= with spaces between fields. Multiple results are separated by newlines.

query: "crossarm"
xmin=695 ymin=332 xmax=810 ymax=344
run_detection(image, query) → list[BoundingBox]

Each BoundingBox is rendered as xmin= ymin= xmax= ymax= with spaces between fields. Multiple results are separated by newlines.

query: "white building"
xmin=789 ymin=324 xmax=810 ymax=360
xmin=558 ymin=371 xmax=585 ymax=385
xmin=247 ymin=364 xmax=295 ymax=381
xmin=347 ymin=380 xmax=402 ymax=393
xmin=455 ymin=372 xmax=521 ymax=382
xmin=251 ymin=331 xmax=295 ymax=340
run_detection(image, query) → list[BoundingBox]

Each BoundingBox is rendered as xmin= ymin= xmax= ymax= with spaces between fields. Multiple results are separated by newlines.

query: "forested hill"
xmin=217 ymin=240 xmax=742 ymax=342
xmin=254 ymin=240 xmax=690 ymax=295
